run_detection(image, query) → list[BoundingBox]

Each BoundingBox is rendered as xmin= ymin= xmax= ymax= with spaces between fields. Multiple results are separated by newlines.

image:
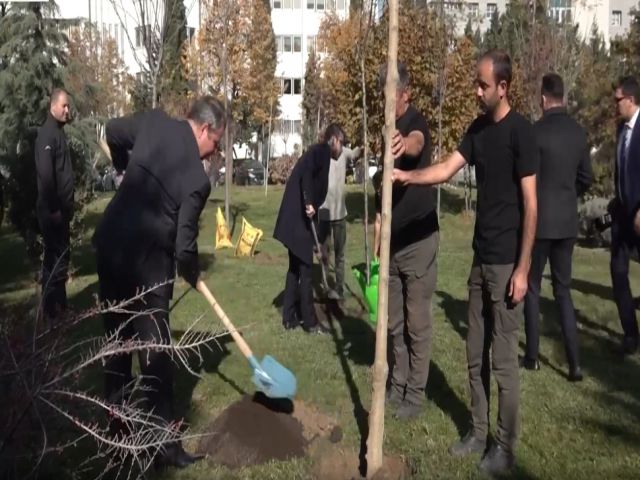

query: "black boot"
xmin=155 ymin=442 xmax=204 ymax=470
xmin=449 ymin=431 xmax=486 ymax=457
xmin=478 ymin=444 xmax=515 ymax=475
xmin=518 ymin=355 xmax=540 ymax=371
xmin=568 ymin=365 xmax=583 ymax=382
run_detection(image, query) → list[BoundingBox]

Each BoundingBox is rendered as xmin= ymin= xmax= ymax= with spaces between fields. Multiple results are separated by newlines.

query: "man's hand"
xmin=305 ymin=204 xmax=315 ymax=218
xmin=391 ymin=131 xmax=406 ymax=159
xmin=634 ymin=210 xmax=640 ymax=237
xmin=509 ymin=267 xmax=528 ymax=304
xmin=50 ymin=210 xmax=62 ymax=224
xmin=392 ymin=168 xmax=411 ymax=185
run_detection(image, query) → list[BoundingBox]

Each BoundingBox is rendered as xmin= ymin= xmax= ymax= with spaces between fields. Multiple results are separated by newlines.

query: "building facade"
xmin=269 ymin=0 xmax=351 ymax=156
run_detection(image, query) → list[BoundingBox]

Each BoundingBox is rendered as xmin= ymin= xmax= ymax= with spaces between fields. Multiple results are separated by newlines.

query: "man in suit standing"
xmin=35 ymin=88 xmax=73 ymax=323
xmin=522 ymin=73 xmax=593 ymax=381
xmin=274 ymin=124 xmax=346 ymax=334
xmin=94 ymin=96 xmax=225 ymax=468
xmin=610 ymin=76 xmax=640 ymax=356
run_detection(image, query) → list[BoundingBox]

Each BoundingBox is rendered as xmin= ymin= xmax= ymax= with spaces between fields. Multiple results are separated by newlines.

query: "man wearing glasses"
xmin=610 ymin=76 xmax=640 ymax=356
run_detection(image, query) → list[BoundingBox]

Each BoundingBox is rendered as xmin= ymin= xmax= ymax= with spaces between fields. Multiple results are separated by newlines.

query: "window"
xmin=135 ymin=24 xmax=151 ymax=48
xmin=486 ymin=3 xmax=496 ymax=19
xmin=293 ymin=120 xmax=302 ymax=135
xmin=307 ymin=0 xmax=314 ymax=8
xmin=317 ymin=0 xmax=325 ymax=10
xmin=114 ymin=24 xmax=119 ymax=48
xmin=444 ymin=2 xmax=463 ymax=11
xmin=293 ymin=36 xmax=302 ymax=52
xmin=469 ymin=2 xmax=479 ymax=16
xmin=612 ymin=10 xmax=622 ymax=26
xmin=282 ymin=78 xmax=292 ymax=94
xmin=283 ymin=0 xmax=292 ymax=7
xmin=283 ymin=35 xmax=292 ymax=52
xmin=276 ymin=36 xmax=283 ymax=52
xmin=307 ymin=35 xmax=315 ymax=53
xmin=281 ymin=78 xmax=303 ymax=95
xmin=273 ymin=0 xmax=282 ymax=7
xmin=294 ymin=0 xmax=301 ymax=7
xmin=337 ymin=0 xmax=345 ymax=9
xmin=326 ymin=0 xmax=335 ymax=9
xmin=186 ymin=26 xmax=195 ymax=42
xmin=549 ymin=0 xmax=571 ymax=22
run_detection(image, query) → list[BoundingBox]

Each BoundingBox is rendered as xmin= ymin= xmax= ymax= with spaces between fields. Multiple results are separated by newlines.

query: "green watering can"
xmin=352 ymin=260 xmax=380 ymax=325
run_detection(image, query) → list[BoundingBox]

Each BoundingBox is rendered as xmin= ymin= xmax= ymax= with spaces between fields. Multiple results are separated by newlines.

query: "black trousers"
xmin=524 ymin=238 xmax=579 ymax=368
xmin=98 ymin=253 xmax=175 ymax=423
xmin=282 ymin=250 xmax=316 ymax=329
xmin=610 ymin=216 xmax=640 ymax=341
xmin=38 ymin=212 xmax=70 ymax=319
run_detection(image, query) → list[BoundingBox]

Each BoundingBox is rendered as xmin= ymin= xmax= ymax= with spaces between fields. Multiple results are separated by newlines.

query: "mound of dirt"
xmin=197 ymin=394 xmax=307 ymax=468
xmin=197 ymin=393 xmax=407 ymax=478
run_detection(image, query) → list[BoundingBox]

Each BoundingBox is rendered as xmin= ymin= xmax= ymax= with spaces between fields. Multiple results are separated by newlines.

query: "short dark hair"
xmin=541 ymin=73 xmax=564 ymax=101
xmin=480 ymin=49 xmax=512 ymax=88
xmin=187 ymin=95 xmax=226 ymax=130
xmin=617 ymin=76 xmax=640 ymax=105
xmin=378 ymin=61 xmax=410 ymax=91
xmin=323 ymin=123 xmax=346 ymax=143
xmin=50 ymin=88 xmax=69 ymax=106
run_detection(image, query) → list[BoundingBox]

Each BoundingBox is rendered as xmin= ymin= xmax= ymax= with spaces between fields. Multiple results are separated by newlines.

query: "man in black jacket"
xmin=94 ymin=96 xmax=225 ymax=469
xmin=522 ymin=73 xmax=593 ymax=381
xmin=35 ymin=88 xmax=73 ymax=323
xmin=274 ymin=124 xmax=346 ymax=334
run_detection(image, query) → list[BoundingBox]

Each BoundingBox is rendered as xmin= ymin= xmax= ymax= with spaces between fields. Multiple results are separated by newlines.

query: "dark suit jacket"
xmin=615 ymin=112 xmax=640 ymax=221
xmin=93 ymin=109 xmax=211 ymax=288
xmin=535 ymin=107 xmax=593 ymax=239
xmin=273 ymin=143 xmax=331 ymax=265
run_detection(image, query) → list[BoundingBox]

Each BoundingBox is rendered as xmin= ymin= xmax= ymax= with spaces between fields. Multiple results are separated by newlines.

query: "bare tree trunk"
xmin=365 ymin=0 xmax=398 ymax=476
xmin=361 ymin=56 xmax=371 ymax=283
xmin=223 ymin=22 xmax=231 ymax=224
xmin=266 ymin=97 xmax=274 ymax=197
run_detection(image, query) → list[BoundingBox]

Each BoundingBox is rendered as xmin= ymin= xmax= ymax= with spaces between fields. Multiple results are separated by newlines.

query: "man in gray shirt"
xmin=318 ymin=145 xmax=363 ymax=299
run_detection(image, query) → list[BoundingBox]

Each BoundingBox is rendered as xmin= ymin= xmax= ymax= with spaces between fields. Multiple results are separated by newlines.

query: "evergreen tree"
xmin=0 ymin=1 xmax=93 ymax=257
xmin=158 ymin=0 xmax=189 ymax=111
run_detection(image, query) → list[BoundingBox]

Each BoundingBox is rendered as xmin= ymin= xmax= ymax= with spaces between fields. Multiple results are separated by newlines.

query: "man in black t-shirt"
xmin=393 ymin=50 xmax=538 ymax=475
xmin=374 ymin=62 xmax=439 ymax=421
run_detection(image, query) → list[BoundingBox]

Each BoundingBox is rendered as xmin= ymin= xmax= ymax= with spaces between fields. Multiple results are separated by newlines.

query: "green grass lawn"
xmin=2 ymin=185 xmax=640 ymax=479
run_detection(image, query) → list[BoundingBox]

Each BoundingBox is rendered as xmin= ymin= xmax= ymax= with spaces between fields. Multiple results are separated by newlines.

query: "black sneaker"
xmin=386 ymin=388 xmax=404 ymax=409
xmin=568 ymin=365 xmax=583 ymax=382
xmin=478 ymin=444 xmax=515 ymax=475
xmin=518 ymin=355 xmax=540 ymax=371
xmin=394 ymin=400 xmax=423 ymax=421
xmin=449 ymin=431 xmax=486 ymax=457
xmin=304 ymin=323 xmax=331 ymax=335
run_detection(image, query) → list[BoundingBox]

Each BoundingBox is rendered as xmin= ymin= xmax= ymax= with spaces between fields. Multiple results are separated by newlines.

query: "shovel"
xmin=196 ymin=280 xmax=297 ymax=399
xmin=309 ymin=220 xmax=341 ymax=300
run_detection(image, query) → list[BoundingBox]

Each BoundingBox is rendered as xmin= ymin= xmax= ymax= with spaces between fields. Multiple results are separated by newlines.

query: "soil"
xmin=197 ymin=393 xmax=407 ymax=479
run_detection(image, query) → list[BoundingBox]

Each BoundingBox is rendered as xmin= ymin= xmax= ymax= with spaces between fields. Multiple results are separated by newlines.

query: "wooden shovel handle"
xmin=196 ymin=280 xmax=254 ymax=360
xmin=98 ymin=138 xmax=111 ymax=160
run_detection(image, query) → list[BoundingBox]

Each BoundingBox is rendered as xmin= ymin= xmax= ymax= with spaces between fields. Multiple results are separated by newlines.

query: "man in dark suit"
xmin=610 ymin=76 xmax=640 ymax=356
xmin=522 ymin=73 xmax=593 ymax=381
xmin=94 ymin=96 xmax=225 ymax=468
xmin=35 ymin=88 xmax=73 ymax=323
xmin=274 ymin=123 xmax=346 ymax=334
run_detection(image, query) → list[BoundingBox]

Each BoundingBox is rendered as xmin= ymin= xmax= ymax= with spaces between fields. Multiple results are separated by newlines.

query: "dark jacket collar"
xmin=46 ymin=111 xmax=64 ymax=129
xmin=543 ymin=106 xmax=567 ymax=118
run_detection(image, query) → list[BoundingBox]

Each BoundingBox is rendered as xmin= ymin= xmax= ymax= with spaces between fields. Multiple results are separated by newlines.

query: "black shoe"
xmin=155 ymin=442 xmax=204 ymax=469
xmin=449 ymin=431 xmax=486 ymax=457
xmin=568 ymin=366 xmax=583 ymax=382
xmin=394 ymin=400 xmax=423 ymax=421
xmin=478 ymin=444 xmax=515 ymax=475
xmin=386 ymin=388 xmax=404 ymax=409
xmin=519 ymin=355 xmax=540 ymax=371
xmin=304 ymin=323 xmax=331 ymax=335
xmin=620 ymin=337 xmax=638 ymax=356
xmin=283 ymin=320 xmax=301 ymax=330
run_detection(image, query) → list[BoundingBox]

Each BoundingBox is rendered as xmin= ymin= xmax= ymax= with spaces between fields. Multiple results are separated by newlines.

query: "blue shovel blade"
xmin=248 ymin=355 xmax=297 ymax=399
